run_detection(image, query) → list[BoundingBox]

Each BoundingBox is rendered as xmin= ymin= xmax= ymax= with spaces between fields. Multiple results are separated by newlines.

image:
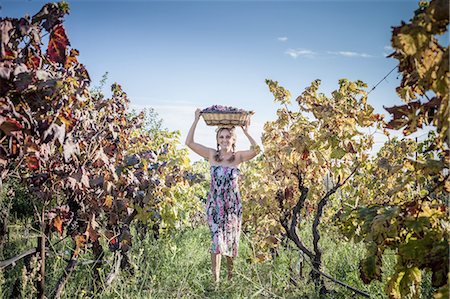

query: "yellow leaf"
xmin=444 ymin=180 xmax=450 ymax=192
xmin=53 ymin=216 xmax=63 ymax=235
xmin=104 ymin=195 xmax=113 ymax=208
xmin=74 ymin=235 xmax=86 ymax=257
xmin=399 ymin=33 xmax=417 ymax=55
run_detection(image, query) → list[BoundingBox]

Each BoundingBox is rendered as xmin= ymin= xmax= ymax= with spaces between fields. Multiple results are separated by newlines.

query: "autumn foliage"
xmin=242 ymin=1 xmax=448 ymax=298
xmin=0 ymin=1 xmax=448 ymax=298
xmin=0 ymin=2 xmax=203 ymax=297
xmin=339 ymin=1 xmax=449 ymax=298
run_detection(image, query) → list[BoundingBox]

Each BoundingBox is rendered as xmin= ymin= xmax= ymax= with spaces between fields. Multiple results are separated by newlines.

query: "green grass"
xmin=1 ymin=224 xmax=435 ymax=298
xmin=64 ymin=225 xmax=389 ymax=298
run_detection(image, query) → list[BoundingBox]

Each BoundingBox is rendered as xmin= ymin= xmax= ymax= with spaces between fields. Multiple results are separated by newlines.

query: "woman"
xmin=185 ymin=108 xmax=259 ymax=284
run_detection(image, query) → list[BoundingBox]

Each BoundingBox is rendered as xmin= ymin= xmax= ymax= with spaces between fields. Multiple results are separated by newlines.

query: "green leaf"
xmin=399 ymin=267 xmax=421 ymax=299
xmin=434 ymin=284 xmax=449 ymax=299
xmin=331 ymin=147 xmax=347 ymax=159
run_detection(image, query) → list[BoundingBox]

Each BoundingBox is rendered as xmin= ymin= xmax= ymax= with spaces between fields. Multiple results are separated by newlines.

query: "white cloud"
xmin=277 ymin=36 xmax=288 ymax=42
xmin=327 ymin=51 xmax=373 ymax=58
xmin=285 ymin=48 xmax=316 ymax=59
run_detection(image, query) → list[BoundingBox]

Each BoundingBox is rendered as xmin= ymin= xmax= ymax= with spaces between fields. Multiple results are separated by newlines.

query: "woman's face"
xmin=217 ymin=129 xmax=234 ymax=151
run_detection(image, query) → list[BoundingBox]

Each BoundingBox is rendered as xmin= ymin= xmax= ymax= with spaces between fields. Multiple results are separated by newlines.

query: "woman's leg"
xmin=211 ymin=253 xmax=221 ymax=283
xmin=226 ymin=256 xmax=233 ymax=280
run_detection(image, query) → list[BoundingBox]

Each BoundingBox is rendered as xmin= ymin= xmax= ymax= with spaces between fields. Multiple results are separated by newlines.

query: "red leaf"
xmin=47 ymin=24 xmax=69 ymax=64
xmin=59 ymin=108 xmax=77 ymax=132
xmin=26 ymin=54 xmax=42 ymax=70
xmin=0 ymin=116 xmax=23 ymax=135
xmin=93 ymin=146 xmax=110 ymax=167
xmin=383 ymin=101 xmax=422 ymax=135
xmin=3 ymin=50 xmax=15 ymax=60
xmin=301 ymin=149 xmax=309 ymax=160
xmin=284 ymin=187 xmax=293 ymax=201
xmin=25 ymin=156 xmax=39 ymax=170
xmin=64 ymin=48 xmax=79 ymax=68
xmin=103 ymin=144 xmax=117 ymax=157
xmin=346 ymin=141 xmax=357 ymax=154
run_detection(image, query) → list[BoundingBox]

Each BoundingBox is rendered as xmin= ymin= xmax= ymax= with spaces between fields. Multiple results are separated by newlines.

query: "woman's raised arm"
xmin=185 ymin=108 xmax=214 ymax=160
xmin=237 ymin=118 xmax=260 ymax=163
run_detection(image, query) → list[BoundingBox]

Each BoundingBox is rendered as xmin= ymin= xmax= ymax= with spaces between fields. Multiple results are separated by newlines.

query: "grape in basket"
xmin=200 ymin=105 xmax=254 ymax=127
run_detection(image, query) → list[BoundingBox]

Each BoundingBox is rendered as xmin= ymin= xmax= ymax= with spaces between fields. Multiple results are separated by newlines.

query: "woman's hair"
xmin=215 ymin=127 xmax=236 ymax=162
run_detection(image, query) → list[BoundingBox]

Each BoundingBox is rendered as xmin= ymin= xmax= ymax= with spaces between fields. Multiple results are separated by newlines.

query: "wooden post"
xmin=37 ymin=209 xmax=46 ymax=299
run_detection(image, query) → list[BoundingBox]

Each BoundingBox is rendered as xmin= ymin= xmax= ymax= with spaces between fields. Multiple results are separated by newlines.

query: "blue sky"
xmin=2 ymin=0 xmax=430 ymax=161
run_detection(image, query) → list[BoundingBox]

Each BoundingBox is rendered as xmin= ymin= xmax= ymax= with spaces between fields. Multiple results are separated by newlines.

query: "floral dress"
xmin=206 ymin=165 xmax=242 ymax=257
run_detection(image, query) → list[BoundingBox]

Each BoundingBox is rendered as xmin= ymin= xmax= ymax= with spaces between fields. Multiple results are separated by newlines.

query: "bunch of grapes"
xmin=201 ymin=105 xmax=247 ymax=113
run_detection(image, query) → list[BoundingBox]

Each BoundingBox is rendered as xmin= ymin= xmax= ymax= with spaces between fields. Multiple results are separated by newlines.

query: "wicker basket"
xmin=201 ymin=111 xmax=254 ymax=127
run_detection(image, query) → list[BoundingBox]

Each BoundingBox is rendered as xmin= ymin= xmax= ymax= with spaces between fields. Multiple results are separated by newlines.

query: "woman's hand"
xmin=237 ymin=117 xmax=259 ymax=162
xmin=241 ymin=117 xmax=250 ymax=134
xmin=195 ymin=108 xmax=201 ymax=121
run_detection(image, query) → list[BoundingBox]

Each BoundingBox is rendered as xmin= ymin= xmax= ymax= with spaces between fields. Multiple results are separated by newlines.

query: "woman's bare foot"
xmin=227 ymin=271 xmax=233 ymax=280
